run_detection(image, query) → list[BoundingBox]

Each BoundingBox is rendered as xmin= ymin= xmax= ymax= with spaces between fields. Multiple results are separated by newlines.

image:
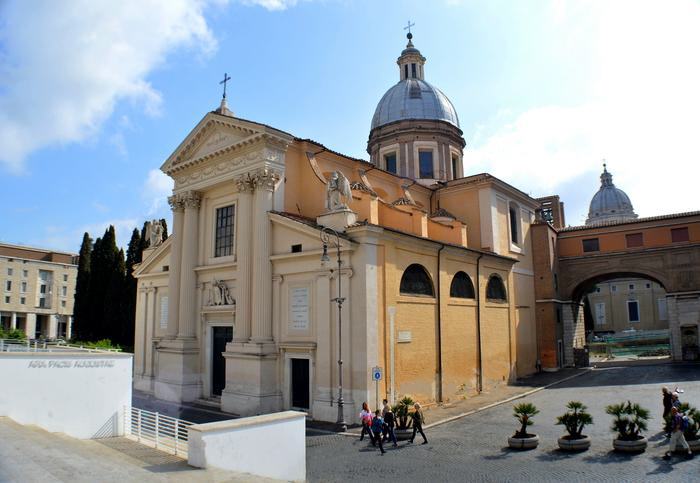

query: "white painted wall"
xmin=0 ymin=352 xmax=132 ymax=439
xmin=188 ymin=411 xmax=306 ymax=482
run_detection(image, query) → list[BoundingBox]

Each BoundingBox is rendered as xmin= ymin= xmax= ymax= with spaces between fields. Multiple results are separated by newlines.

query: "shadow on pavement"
xmin=581 ymin=449 xmax=647 ymax=465
xmin=481 ymin=447 xmax=518 ymax=460
xmin=553 ymin=363 xmax=700 ymax=388
xmin=95 ymin=438 xmax=195 ymax=473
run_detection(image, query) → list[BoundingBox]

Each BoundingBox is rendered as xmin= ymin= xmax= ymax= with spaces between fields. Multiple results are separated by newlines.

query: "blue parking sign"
xmin=372 ymin=366 xmax=382 ymax=381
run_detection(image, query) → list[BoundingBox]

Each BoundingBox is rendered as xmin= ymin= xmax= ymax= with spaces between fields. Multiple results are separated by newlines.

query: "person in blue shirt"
xmin=371 ymin=410 xmax=386 ymax=454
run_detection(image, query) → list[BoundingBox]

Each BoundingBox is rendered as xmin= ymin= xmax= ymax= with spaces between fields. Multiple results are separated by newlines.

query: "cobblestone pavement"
xmin=307 ymin=363 xmax=700 ymax=482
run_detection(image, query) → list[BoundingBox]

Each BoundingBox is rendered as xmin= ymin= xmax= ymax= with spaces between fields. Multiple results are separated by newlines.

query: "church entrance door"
xmin=211 ymin=326 xmax=233 ymax=396
xmin=290 ymin=358 xmax=310 ymax=410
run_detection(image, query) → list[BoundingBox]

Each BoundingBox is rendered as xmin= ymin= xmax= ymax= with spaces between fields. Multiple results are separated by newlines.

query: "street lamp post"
xmin=320 ymin=226 xmax=347 ymax=432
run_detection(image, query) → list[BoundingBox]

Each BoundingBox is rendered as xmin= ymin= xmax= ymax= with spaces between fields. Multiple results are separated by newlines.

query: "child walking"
xmin=371 ymin=410 xmax=386 ymax=454
xmin=359 ymin=402 xmax=374 ymax=442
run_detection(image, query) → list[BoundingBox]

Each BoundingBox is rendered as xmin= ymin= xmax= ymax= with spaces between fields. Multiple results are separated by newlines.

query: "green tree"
xmin=122 ymin=228 xmax=142 ymax=347
xmin=72 ymin=232 xmax=92 ymax=340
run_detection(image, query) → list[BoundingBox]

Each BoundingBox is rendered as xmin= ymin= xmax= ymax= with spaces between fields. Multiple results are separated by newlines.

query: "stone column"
xmin=66 ymin=315 xmax=72 ymax=341
xmin=233 ymin=175 xmax=254 ymax=342
xmin=135 ymin=288 xmax=148 ymax=375
xmin=48 ymin=314 xmax=58 ymax=340
xmin=166 ymin=195 xmax=185 ymax=338
xmin=144 ymin=288 xmax=156 ymax=377
xmin=10 ymin=312 xmax=16 ymax=330
xmin=250 ymin=168 xmax=280 ymax=343
xmin=178 ymin=191 xmax=201 ymax=339
xmin=25 ymin=313 xmax=36 ymax=339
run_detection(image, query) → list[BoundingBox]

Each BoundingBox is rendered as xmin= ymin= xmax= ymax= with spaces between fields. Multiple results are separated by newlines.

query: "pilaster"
xmin=165 ymin=195 xmax=184 ymax=338
xmin=178 ymin=190 xmax=201 ymax=339
xmin=10 ymin=312 xmax=16 ymax=330
xmin=233 ymin=175 xmax=254 ymax=342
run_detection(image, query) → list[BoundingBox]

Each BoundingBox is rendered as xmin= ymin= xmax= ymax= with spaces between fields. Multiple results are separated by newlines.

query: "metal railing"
xmin=125 ymin=406 xmax=193 ymax=458
xmin=0 ymin=339 xmax=122 ymax=353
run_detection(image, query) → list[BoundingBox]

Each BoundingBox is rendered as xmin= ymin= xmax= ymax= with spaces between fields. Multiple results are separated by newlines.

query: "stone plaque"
xmin=160 ymin=296 xmax=169 ymax=329
xmin=289 ymin=287 xmax=310 ymax=331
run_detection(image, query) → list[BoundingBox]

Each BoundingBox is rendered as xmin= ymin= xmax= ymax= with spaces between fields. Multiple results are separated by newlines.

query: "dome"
xmin=586 ymin=165 xmax=638 ymax=225
xmin=370 ymin=78 xmax=460 ymax=130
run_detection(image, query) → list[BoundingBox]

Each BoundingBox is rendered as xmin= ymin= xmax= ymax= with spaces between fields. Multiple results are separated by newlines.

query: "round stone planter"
xmin=558 ymin=435 xmax=591 ymax=452
xmin=612 ymin=437 xmax=648 ymax=453
xmin=508 ymin=434 xmax=539 ymax=450
xmin=687 ymin=439 xmax=700 ymax=452
xmin=395 ymin=428 xmax=413 ymax=441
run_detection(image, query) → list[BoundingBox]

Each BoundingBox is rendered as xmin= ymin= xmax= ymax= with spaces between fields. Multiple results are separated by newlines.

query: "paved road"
xmin=307 ymin=363 xmax=700 ymax=482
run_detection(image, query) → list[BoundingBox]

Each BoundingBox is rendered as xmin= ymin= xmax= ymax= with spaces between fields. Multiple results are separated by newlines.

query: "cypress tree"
xmin=123 ymin=229 xmax=142 ymax=348
xmin=72 ymin=232 xmax=92 ymax=341
xmin=86 ymin=235 xmax=104 ymax=341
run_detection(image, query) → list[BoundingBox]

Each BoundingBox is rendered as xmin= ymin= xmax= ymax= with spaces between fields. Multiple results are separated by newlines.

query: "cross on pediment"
xmin=220 ymin=72 xmax=232 ymax=99
xmin=404 ymin=20 xmax=415 ymax=34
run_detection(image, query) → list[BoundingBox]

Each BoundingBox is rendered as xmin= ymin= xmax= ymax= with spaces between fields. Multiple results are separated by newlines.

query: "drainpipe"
xmin=475 ymin=254 xmax=484 ymax=393
xmin=436 ymin=244 xmax=445 ymax=403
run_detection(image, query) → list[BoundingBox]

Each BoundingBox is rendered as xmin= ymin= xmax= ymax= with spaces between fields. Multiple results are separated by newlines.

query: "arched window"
xmin=400 ymin=264 xmax=434 ymax=297
xmin=486 ymin=274 xmax=507 ymax=301
xmin=450 ymin=271 xmax=475 ymax=299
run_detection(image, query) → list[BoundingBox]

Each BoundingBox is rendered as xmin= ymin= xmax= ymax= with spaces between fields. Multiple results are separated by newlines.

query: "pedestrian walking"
xmin=664 ymin=406 xmax=693 ymax=459
xmin=662 ymin=387 xmax=673 ymax=420
xmin=408 ymin=402 xmax=428 ymax=445
xmin=371 ymin=410 xmax=386 ymax=454
xmin=381 ymin=399 xmax=391 ymax=442
xmin=383 ymin=406 xmax=398 ymax=447
xmin=359 ymin=402 xmax=374 ymax=442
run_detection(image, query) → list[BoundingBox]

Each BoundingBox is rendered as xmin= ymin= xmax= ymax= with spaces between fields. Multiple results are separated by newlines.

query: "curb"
xmin=317 ymin=368 xmax=593 ymax=438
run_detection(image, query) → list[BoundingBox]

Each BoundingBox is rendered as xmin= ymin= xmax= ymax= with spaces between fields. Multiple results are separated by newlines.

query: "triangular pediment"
xmin=161 ymin=112 xmax=295 ymax=176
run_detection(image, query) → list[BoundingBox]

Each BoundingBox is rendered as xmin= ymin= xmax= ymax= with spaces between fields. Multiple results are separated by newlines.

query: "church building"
xmin=133 ymin=33 xmax=546 ymax=420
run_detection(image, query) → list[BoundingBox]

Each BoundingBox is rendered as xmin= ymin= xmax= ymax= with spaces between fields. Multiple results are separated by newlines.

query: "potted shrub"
xmin=677 ymin=404 xmax=700 ymax=452
xmin=508 ymin=402 xmax=540 ymax=450
xmin=606 ymin=401 xmax=650 ymax=453
xmin=556 ymin=401 xmax=593 ymax=451
xmin=392 ymin=395 xmax=415 ymax=441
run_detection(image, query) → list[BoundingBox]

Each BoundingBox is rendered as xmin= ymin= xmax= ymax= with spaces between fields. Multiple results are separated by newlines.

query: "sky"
xmin=1 ymin=0 xmax=699 ymax=252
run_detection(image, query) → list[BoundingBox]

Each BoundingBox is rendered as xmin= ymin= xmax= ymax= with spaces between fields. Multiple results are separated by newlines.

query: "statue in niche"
xmin=326 ymin=171 xmax=352 ymax=211
xmin=210 ymin=279 xmax=235 ymax=306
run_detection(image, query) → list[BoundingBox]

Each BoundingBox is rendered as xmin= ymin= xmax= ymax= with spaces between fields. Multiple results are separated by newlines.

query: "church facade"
xmin=133 ymin=34 xmax=551 ymax=419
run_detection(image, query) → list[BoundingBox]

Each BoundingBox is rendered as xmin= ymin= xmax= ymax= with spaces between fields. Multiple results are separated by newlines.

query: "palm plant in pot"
xmin=556 ymin=401 xmax=593 ymax=451
xmin=508 ymin=402 xmax=540 ymax=450
xmin=605 ymin=401 xmax=650 ymax=453
xmin=392 ymin=395 xmax=415 ymax=441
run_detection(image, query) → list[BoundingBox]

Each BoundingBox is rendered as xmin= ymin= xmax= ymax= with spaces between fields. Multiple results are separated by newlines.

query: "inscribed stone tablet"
xmin=289 ymin=287 xmax=309 ymax=330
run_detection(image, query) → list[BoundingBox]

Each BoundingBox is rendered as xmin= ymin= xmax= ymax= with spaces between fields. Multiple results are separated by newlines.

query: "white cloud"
xmin=239 ymin=0 xmax=299 ymax=10
xmin=37 ymin=218 xmax=140 ymax=253
xmin=468 ymin=0 xmax=700 ymax=225
xmin=0 ymin=0 xmax=218 ymax=173
xmin=144 ymin=169 xmax=174 ymax=216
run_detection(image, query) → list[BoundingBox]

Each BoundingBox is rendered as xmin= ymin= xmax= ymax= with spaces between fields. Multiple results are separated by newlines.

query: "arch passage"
xmin=486 ymin=274 xmax=507 ymax=301
xmin=450 ymin=271 xmax=475 ymax=299
xmin=400 ymin=264 xmax=435 ymax=296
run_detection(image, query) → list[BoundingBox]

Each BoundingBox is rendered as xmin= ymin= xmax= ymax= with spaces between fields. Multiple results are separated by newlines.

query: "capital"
xmin=168 ymin=195 xmax=185 ymax=212
xmin=235 ymin=174 xmax=255 ymax=193
xmin=252 ymin=167 xmax=280 ymax=191
xmin=181 ymin=190 xmax=202 ymax=209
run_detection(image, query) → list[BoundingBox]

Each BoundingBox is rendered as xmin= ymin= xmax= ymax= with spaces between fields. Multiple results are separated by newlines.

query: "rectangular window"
xmin=22 ymin=270 xmax=28 ymax=278
xmin=40 ymin=285 xmax=46 ymax=294
xmin=404 ymin=64 xmax=408 ymax=79
xmin=63 ymin=274 xmax=68 ymax=282
xmin=582 ymin=238 xmax=600 ymax=252
xmin=20 ymin=281 xmax=26 ymax=293
xmin=418 ymin=150 xmax=433 ymax=178
xmin=61 ymin=300 xmax=66 ymax=308
xmin=658 ymin=298 xmax=668 ymax=320
xmin=61 ymin=286 xmax=67 ymax=297
xmin=595 ymin=302 xmax=606 ymax=326
xmin=596 ymin=287 xmax=601 ymax=293
xmin=629 ymin=284 xmax=635 ymax=290
xmin=646 ymin=283 xmax=651 ymax=289
xmin=7 ymin=268 xmax=12 ymax=276
xmin=4 ymin=296 xmax=9 ymax=304
xmin=384 ymin=153 xmax=397 ymax=174
xmin=625 ymin=233 xmax=643 ymax=248
xmin=20 ymin=297 xmax=25 ymax=305
xmin=214 ymin=205 xmax=235 ymax=258
xmin=5 ymin=281 xmax=10 ymax=291
xmin=509 ymin=207 xmax=519 ymax=244
xmin=627 ymin=300 xmax=640 ymax=323
xmin=39 ymin=298 xmax=46 ymax=308
xmin=411 ymin=63 xmax=417 ymax=78
xmin=611 ymin=285 xmax=617 ymax=292
xmin=451 ymin=155 xmax=459 ymax=179
xmin=671 ymin=227 xmax=689 ymax=243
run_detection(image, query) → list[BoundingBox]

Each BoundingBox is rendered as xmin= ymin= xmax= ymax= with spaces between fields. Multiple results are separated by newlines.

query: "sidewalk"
xmin=0 ymin=417 xmax=275 ymax=483
xmin=308 ymin=367 xmax=590 ymax=435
